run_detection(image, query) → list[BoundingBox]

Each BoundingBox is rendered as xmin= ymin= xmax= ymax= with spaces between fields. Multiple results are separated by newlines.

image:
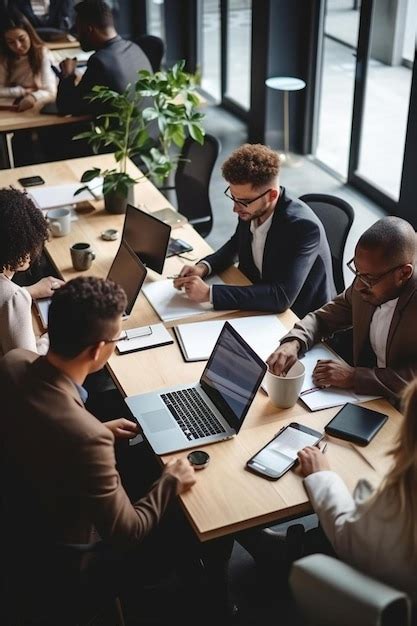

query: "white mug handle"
xmin=51 ymin=220 xmax=62 ymax=235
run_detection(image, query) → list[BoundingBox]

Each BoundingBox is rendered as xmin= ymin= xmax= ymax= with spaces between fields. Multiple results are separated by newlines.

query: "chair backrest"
xmin=174 ymin=133 xmax=221 ymax=238
xmin=299 ymin=193 xmax=354 ymax=294
xmin=135 ymin=34 xmax=165 ymax=72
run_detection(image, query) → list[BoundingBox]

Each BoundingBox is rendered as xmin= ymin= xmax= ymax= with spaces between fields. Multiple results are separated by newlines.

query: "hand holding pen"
xmin=297 ymin=444 xmax=330 ymax=477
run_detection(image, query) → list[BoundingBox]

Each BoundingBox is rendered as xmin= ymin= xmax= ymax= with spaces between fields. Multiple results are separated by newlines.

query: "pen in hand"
xmin=167 ymin=274 xmax=181 ymax=279
xmin=321 ymin=442 xmax=328 ymax=454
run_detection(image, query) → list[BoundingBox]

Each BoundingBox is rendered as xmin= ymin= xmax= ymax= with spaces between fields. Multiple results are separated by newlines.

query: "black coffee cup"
xmin=70 ymin=242 xmax=95 ymax=271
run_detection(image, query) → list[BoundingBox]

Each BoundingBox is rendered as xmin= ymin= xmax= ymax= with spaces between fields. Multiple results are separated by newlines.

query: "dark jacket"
xmin=204 ymin=187 xmax=336 ymax=318
xmin=56 ymin=35 xmax=152 ymax=115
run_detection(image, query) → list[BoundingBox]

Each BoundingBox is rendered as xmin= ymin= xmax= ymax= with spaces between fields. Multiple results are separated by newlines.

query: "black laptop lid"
xmin=122 ymin=204 xmax=171 ymax=274
xmin=200 ymin=322 xmax=267 ymax=433
xmin=107 ymin=240 xmax=147 ymax=315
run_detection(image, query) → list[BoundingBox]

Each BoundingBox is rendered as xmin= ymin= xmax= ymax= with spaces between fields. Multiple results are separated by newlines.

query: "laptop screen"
xmin=122 ymin=204 xmax=171 ymax=274
xmin=200 ymin=322 xmax=267 ymax=433
xmin=107 ymin=240 xmax=147 ymax=316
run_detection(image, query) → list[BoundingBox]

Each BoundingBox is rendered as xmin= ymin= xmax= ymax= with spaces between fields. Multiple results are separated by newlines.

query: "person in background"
xmin=174 ymin=143 xmax=335 ymax=318
xmin=267 ymin=216 xmax=417 ymax=405
xmin=10 ymin=0 xmax=75 ymax=32
xmin=56 ymin=0 xmax=152 ymax=115
xmin=0 ymin=188 xmax=64 ymax=356
xmin=0 ymin=9 xmax=56 ymax=111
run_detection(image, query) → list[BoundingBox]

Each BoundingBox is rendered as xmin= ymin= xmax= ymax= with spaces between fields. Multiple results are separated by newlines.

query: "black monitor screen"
xmin=107 ymin=240 xmax=147 ymax=315
xmin=122 ymin=204 xmax=171 ymax=274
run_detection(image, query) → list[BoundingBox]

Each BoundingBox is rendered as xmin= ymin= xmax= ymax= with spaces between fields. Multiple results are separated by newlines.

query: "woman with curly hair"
xmin=0 ymin=187 xmax=61 ymax=355
xmin=0 ymin=9 xmax=56 ymax=111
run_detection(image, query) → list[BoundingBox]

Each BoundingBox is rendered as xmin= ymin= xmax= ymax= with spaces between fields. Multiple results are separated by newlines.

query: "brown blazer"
xmin=280 ymin=274 xmax=417 ymax=404
xmin=0 ymin=349 xmax=177 ymax=546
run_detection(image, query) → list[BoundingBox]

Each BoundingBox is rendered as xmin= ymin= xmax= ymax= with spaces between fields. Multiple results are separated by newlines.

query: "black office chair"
xmin=299 ymin=193 xmax=354 ymax=294
xmin=135 ymin=34 xmax=165 ymax=72
xmin=160 ymin=133 xmax=220 ymax=239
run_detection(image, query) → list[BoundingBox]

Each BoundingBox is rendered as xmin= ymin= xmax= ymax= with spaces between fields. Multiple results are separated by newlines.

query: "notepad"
xmin=28 ymin=179 xmax=103 ymax=211
xmin=298 ymin=344 xmax=379 ymax=411
xmin=142 ymin=275 xmax=225 ymax=322
xmin=174 ymin=315 xmax=288 ymax=362
xmin=116 ymin=323 xmax=173 ymax=354
xmin=324 ymin=403 xmax=388 ymax=445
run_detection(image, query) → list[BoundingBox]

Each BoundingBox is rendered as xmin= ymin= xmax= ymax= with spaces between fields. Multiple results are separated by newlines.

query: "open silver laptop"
xmin=35 ymin=240 xmax=147 ymax=328
xmin=125 ymin=322 xmax=267 ymax=454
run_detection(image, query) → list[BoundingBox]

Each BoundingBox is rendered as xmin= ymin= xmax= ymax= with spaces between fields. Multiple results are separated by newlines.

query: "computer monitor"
xmin=122 ymin=204 xmax=172 ymax=274
xmin=107 ymin=240 xmax=147 ymax=316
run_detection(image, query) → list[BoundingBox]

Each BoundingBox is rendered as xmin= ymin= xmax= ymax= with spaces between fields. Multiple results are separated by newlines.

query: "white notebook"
xmin=142 ymin=275 xmax=225 ymax=322
xmin=174 ymin=315 xmax=288 ymax=362
xmin=28 ymin=179 xmax=103 ymax=211
xmin=298 ymin=344 xmax=379 ymax=411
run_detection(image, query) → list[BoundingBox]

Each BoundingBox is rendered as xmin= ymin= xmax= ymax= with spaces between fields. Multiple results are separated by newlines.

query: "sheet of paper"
xmin=175 ymin=315 xmax=288 ymax=362
xmin=28 ymin=178 xmax=103 ymax=210
xmin=142 ymin=275 xmax=224 ymax=322
xmin=117 ymin=323 xmax=173 ymax=353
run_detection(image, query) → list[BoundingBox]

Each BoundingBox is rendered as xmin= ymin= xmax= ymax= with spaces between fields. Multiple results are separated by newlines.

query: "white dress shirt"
xmin=249 ymin=211 xmax=274 ymax=277
xmin=369 ymin=297 xmax=398 ymax=367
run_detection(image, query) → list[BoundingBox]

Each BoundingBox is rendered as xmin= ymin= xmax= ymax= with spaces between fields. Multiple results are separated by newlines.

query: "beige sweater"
xmin=0 ymin=47 xmax=57 ymax=103
xmin=0 ymin=274 xmax=48 ymax=356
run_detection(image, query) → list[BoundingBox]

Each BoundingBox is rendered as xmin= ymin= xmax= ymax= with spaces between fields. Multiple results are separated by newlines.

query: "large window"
xmin=146 ymin=0 xmax=165 ymax=40
xmin=225 ymin=0 xmax=252 ymax=110
xmin=200 ymin=0 xmax=221 ymax=101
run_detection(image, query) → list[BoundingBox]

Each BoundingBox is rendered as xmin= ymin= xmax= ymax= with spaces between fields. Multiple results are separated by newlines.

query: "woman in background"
xmin=0 ymin=9 xmax=56 ymax=111
xmin=0 ymin=187 xmax=62 ymax=355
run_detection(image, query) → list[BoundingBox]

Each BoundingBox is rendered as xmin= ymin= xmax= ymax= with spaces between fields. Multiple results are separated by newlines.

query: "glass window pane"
xmin=315 ymin=1 xmax=360 ymax=177
xmin=225 ymin=0 xmax=252 ymax=110
xmin=147 ymin=0 xmax=165 ymax=40
xmin=356 ymin=0 xmax=416 ymax=200
xmin=200 ymin=0 xmax=221 ymax=101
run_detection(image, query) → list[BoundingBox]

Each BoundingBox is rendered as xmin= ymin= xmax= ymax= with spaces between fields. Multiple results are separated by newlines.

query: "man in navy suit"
xmin=174 ymin=144 xmax=336 ymax=318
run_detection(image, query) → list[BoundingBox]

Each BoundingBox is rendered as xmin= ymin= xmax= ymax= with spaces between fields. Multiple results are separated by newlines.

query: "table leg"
xmin=0 ymin=132 xmax=12 ymax=169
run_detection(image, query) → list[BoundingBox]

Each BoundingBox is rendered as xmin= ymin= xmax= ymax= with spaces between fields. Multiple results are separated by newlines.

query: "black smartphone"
xmin=166 ymin=238 xmax=193 ymax=257
xmin=246 ymin=422 xmax=324 ymax=480
xmin=18 ymin=175 xmax=45 ymax=187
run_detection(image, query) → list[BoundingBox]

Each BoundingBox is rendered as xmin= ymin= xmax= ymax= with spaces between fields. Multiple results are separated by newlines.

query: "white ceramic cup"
xmin=47 ymin=207 xmax=71 ymax=237
xmin=264 ymin=361 xmax=306 ymax=409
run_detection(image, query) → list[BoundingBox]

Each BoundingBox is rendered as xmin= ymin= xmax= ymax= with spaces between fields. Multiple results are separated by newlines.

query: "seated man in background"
xmin=174 ymin=143 xmax=335 ymax=318
xmin=0 ymin=277 xmax=234 ymax=624
xmin=267 ymin=216 xmax=417 ymax=405
xmin=56 ymin=0 xmax=152 ymax=115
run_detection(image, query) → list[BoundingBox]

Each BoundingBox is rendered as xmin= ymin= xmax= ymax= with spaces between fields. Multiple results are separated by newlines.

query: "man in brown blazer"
xmin=0 ymin=277 xmax=232 ymax=624
xmin=267 ymin=216 xmax=417 ymax=405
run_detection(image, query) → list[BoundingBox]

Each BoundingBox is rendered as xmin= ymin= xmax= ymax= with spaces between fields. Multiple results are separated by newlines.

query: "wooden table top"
xmin=0 ymin=155 xmax=403 ymax=541
xmin=0 ymin=107 xmax=90 ymax=134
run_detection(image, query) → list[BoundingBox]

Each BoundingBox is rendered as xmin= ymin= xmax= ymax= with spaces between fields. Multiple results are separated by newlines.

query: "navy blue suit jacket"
xmin=203 ymin=188 xmax=336 ymax=318
xmin=57 ymin=36 xmax=152 ymax=115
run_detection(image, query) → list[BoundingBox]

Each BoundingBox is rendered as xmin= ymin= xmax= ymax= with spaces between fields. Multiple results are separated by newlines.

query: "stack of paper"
xmin=174 ymin=315 xmax=288 ymax=362
xmin=28 ymin=179 xmax=103 ymax=211
xmin=142 ymin=275 xmax=224 ymax=322
xmin=117 ymin=323 xmax=173 ymax=354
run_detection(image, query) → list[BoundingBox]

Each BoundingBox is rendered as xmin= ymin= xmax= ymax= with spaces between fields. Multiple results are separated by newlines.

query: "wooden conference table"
xmin=0 ymin=154 xmax=403 ymax=542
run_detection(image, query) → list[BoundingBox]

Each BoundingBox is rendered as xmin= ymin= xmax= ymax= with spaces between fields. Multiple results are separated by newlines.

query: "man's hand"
xmin=164 ymin=458 xmax=196 ymax=494
xmin=59 ymin=57 xmax=77 ymax=78
xmin=25 ymin=276 xmax=65 ymax=300
xmin=104 ymin=418 xmax=140 ymax=440
xmin=173 ymin=263 xmax=208 ymax=289
xmin=17 ymin=94 xmax=36 ymax=112
xmin=298 ymin=446 xmax=330 ymax=477
xmin=174 ymin=276 xmax=210 ymax=303
xmin=312 ymin=360 xmax=354 ymax=389
xmin=266 ymin=340 xmax=301 ymax=376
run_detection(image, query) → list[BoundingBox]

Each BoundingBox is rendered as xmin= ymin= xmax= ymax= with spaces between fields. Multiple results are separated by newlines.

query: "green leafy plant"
xmin=75 ymin=60 xmax=205 ymax=194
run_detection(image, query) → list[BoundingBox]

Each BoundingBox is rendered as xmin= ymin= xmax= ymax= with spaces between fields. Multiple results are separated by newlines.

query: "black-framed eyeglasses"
xmin=346 ymin=257 xmax=406 ymax=289
xmin=223 ymin=186 xmax=271 ymax=208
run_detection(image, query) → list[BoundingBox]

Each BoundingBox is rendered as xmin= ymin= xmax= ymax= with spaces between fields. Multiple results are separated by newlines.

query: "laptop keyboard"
xmin=160 ymin=388 xmax=226 ymax=441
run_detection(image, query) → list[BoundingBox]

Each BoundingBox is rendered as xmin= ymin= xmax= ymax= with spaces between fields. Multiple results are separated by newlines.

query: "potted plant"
xmin=75 ymin=61 xmax=205 ymax=213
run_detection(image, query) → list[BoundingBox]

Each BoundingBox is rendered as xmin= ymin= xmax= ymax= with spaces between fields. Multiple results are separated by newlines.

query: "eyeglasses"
xmin=223 ymin=186 xmax=271 ymax=208
xmin=346 ymin=258 xmax=406 ymax=289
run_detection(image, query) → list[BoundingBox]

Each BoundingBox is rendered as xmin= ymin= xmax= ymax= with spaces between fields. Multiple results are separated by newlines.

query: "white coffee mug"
xmin=47 ymin=207 xmax=71 ymax=237
xmin=264 ymin=361 xmax=305 ymax=409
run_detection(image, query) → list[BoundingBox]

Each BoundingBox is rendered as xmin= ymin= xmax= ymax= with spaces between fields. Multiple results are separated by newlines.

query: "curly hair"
xmin=0 ymin=187 xmax=48 ymax=272
xmin=221 ymin=144 xmax=281 ymax=188
xmin=48 ymin=277 xmax=127 ymax=358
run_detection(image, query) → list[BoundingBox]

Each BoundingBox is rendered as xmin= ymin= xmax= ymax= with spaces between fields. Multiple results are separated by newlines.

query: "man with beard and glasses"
xmin=267 ymin=216 xmax=417 ymax=406
xmin=174 ymin=143 xmax=335 ymax=318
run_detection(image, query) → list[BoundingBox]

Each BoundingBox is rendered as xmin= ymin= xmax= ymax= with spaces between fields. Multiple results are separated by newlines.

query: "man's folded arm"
xmin=354 ymin=362 xmax=417 ymax=402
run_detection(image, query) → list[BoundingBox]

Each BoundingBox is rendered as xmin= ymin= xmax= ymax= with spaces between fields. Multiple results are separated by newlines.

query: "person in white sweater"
xmin=295 ymin=382 xmax=417 ymax=600
xmin=0 ymin=10 xmax=56 ymax=111
xmin=0 ymin=188 xmax=63 ymax=356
